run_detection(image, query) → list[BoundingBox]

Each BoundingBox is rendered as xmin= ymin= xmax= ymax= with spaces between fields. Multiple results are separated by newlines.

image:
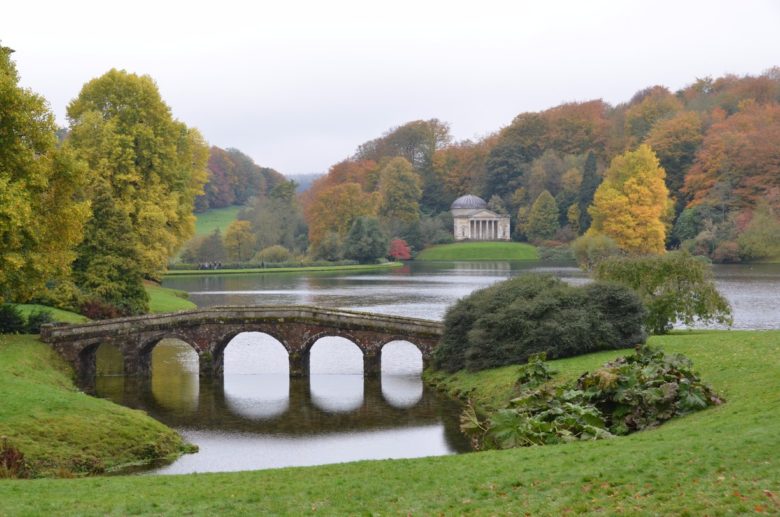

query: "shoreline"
xmin=164 ymin=261 xmax=404 ymax=277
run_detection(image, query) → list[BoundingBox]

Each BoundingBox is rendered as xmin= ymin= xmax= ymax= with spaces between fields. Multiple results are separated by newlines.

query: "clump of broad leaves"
xmin=461 ymin=346 xmax=723 ymax=450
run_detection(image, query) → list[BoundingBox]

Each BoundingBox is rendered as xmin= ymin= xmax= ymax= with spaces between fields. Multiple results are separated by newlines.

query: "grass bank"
xmin=11 ymin=304 xmax=88 ymax=324
xmin=416 ymin=241 xmax=538 ymax=261
xmin=0 ymin=335 xmax=192 ymax=478
xmin=164 ymin=261 xmax=404 ymax=277
xmin=2 ymin=331 xmax=778 ymax=514
xmin=193 ymin=205 xmax=242 ymax=237
xmin=145 ymin=282 xmax=197 ymax=312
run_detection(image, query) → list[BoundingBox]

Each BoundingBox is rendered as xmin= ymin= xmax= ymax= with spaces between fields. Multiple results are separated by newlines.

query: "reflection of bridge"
xmin=95 ymin=376 xmax=466 ymax=444
xmin=41 ymin=306 xmax=443 ymax=381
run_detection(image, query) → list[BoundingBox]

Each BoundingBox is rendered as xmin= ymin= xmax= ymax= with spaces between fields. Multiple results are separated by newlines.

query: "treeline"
xmin=302 ymin=69 xmax=780 ymax=262
xmin=195 ymin=146 xmax=286 ymax=212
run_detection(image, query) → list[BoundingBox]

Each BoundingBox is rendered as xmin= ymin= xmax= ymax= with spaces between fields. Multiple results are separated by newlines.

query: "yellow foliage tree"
xmin=224 ymin=220 xmax=257 ymax=262
xmin=586 ymin=145 xmax=672 ymax=255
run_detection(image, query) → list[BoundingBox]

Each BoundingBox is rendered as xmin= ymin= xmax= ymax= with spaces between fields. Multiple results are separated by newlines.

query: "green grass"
xmin=11 ymin=304 xmax=88 ymax=324
xmin=416 ymin=241 xmax=539 ymax=261
xmin=2 ymin=330 xmax=779 ymax=515
xmin=144 ymin=282 xmax=197 ymax=312
xmin=164 ymin=262 xmax=404 ymax=277
xmin=0 ymin=335 xmax=190 ymax=478
xmin=193 ymin=205 xmax=242 ymax=237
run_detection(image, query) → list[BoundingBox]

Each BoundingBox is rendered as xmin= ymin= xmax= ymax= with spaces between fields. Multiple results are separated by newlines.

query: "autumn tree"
xmin=684 ymin=102 xmax=780 ymax=216
xmin=388 ymin=238 xmax=412 ymax=260
xmin=645 ymin=111 xmax=703 ymax=215
xmin=67 ymin=69 xmax=209 ymax=280
xmin=224 ymin=220 xmax=257 ymax=262
xmin=0 ymin=44 xmax=90 ymax=304
xmin=305 ymin=182 xmax=379 ymax=247
xmin=587 ymin=145 xmax=673 ymax=255
xmin=378 ymin=157 xmax=422 ymax=224
xmin=526 ymin=190 xmax=560 ymax=242
xmin=624 ymin=86 xmax=682 ymax=145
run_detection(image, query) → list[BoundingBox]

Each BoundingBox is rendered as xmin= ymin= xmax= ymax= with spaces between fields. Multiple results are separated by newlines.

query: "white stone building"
xmin=451 ymin=194 xmax=511 ymax=241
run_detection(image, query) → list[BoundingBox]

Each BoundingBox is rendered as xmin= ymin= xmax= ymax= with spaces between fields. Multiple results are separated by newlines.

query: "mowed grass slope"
xmin=193 ymin=205 xmax=242 ymax=237
xmin=145 ymin=282 xmax=197 ymax=313
xmin=2 ymin=331 xmax=779 ymax=515
xmin=0 ymin=335 xmax=190 ymax=477
xmin=417 ymin=241 xmax=538 ymax=261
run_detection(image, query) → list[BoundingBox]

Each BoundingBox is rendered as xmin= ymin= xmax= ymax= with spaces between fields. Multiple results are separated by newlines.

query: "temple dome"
xmin=450 ymin=194 xmax=487 ymax=210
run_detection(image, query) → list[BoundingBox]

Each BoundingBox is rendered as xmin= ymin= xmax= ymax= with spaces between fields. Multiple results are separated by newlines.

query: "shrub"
xmin=254 ymin=245 xmax=292 ymax=263
xmin=388 ymin=238 xmax=412 ymax=260
xmin=25 ymin=309 xmax=54 ymax=333
xmin=462 ymin=346 xmax=722 ymax=450
xmin=0 ymin=437 xmax=29 ymax=479
xmin=433 ymin=274 xmax=646 ymax=372
xmin=571 ymin=233 xmax=621 ymax=270
xmin=0 ymin=305 xmax=26 ymax=334
xmin=79 ymin=299 xmax=122 ymax=320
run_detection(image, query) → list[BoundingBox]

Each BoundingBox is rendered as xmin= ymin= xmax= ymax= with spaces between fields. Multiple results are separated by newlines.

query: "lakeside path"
xmin=164 ymin=262 xmax=404 ymax=277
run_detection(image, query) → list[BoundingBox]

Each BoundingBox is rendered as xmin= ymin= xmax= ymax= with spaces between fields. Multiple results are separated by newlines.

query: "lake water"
xmin=95 ymin=261 xmax=780 ymax=474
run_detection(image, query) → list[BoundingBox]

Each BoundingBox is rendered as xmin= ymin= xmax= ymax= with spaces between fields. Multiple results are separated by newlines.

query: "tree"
xmin=378 ymin=157 xmax=422 ymax=224
xmin=311 ymin=232 xmax=343 ymax=261
xmin=644 ymin=111 xmax=703 ymax=216
xmin=223 ymin=220 xmax=257 ymax=262
xmin=67 ymin=69 xmax=209 ymax=278
xmin=566 ymin=204 xmax=581 ymax=235
xmin=0 ymin=44 xmax=90 ymax=304
xmin=487 ymin=195 xmax=508 ymax=215
xmin=526 ymin=190 xmax=560 ymax=242
xmin=624 ymin=86 xmax=682 ymax=145
xmin=594 ymin=251 xmax=732 ymax=334
xmin=344 ymin=217 xmax=389 ymax=263
xmin=587 ymin=145 xmax=673 ymax=255
xmin=577 ymin=151 xmax=600 ymax=231
xmin=737 ymin=202 xmax=780 ymax=260
xmin=305 ymin=183 xmax=379 ymax=247
xmin=72 ymin=182 xmax=148 ymax=315
xmin=388 ymin=238 xmax=412 ymax=260
xmin=197 ymin=230 xmax=227 ymax=262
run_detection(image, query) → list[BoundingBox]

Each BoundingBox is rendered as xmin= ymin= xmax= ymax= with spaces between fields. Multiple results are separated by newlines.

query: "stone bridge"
xmin=40 ymin=305 xmax=443 ymax=381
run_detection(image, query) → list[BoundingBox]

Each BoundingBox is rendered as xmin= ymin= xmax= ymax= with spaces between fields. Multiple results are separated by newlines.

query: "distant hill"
xmin=286 ymin=173 xmax=324 ymax=193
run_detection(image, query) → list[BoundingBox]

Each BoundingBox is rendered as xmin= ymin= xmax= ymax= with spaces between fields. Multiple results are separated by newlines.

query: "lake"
xmin=95 ymin=261 xmax=780 ymax=474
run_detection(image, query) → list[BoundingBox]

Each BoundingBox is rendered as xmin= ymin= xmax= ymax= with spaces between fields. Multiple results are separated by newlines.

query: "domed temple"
xmin=450 ymin=195 xmax=511 ymax=241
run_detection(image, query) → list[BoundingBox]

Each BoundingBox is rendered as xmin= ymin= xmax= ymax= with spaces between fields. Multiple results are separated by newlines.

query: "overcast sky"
xmin=3 ymin=1 xmax=779 ymax=175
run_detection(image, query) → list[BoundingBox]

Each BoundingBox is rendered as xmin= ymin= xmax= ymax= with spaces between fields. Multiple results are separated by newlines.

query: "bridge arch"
xmin=138 ymin=334 xmax=201 ymax=377
xmin=219 ymin=331 xmax=290 ymax=376
xmin=379 ymin=339 xmax=424 ymax=375
xmin=307 ymin=335 xmax=365 ymax=375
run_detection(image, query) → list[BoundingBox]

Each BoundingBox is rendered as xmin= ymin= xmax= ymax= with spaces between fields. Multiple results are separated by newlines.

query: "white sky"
xmin=3 ymin=0 xmax=779 ymax=175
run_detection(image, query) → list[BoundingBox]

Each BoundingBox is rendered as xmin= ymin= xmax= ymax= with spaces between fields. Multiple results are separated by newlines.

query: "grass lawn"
xmin=11 ymin=304 xmax=88 ymax=324
xmin=416 ymin=241 xmax=539 ymax=261
xmin=0 ymin=335 xmax=190 ymax=477
xmin=144 ymin=282 xmax=197 ymax=312
xmin=165 ymin=262 xmax=404 ymax=277
xmin=193 ymin=205 xmax=242 ymax=237
xmin=2 ymin=330 xmax=779 ymax=515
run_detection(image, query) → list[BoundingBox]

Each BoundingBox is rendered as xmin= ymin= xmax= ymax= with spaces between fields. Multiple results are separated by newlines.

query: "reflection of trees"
xmin=100 ymin=375 xmax=468 ymax=451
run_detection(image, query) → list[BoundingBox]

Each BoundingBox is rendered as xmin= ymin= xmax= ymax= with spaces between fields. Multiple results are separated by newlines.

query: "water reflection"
xmin=381 ymin=375 xmax=423 ymax=408
xmin=150 ymin=339 xmax=199 ymax=413
xmin=224 ymin=374 xmax=289 ymax=420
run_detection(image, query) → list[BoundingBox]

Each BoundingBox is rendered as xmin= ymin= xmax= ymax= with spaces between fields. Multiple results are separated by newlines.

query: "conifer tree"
xmin=578 ymin=151 xmax=599 ymax=232
xmin=526 ymin=190 xmax=560 ymax=242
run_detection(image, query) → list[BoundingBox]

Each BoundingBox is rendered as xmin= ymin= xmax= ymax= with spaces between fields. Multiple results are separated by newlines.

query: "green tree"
xmin=594 ymin=251 xmax=732 ymax=334
xmin=67 ymin=69 xmax=208 ymax=279
xmin=0 ymin=45 xmax=91 ymax=304
xmin=311 ymin=231 xmax=343 ymax=261
xmin=587 ymin=145 xmax=673 ymax=255
xmin=526 ymin=190 xmax=560 ymax=242
xmin=737 ymin=203 xmax=780 ymax=260
xmin=577 ymin=151 xmax=600 ymax=232
xmin=344 ymin=217 xmax=389 ymax=263
xmin=223 ymin=220 xmax=257 ymax=262
xmin=378 ymin=157 xmax=422 ymax=223
xmin=72 ymin=182 xmax=149 ymax=315
xmin=197 ymin=230 xmax=227 ymax=263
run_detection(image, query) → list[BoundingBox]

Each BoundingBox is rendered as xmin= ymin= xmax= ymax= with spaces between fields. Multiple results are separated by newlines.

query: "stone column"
xmin=289 ymin=350 xmax=310 ymax=377
xmin=363 ymin=350 xmax=381 ymax=377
